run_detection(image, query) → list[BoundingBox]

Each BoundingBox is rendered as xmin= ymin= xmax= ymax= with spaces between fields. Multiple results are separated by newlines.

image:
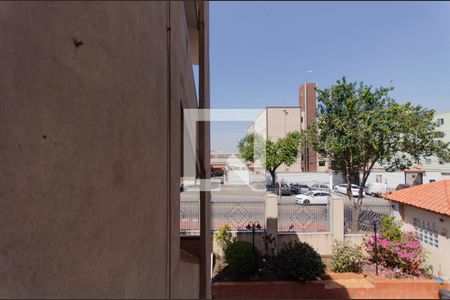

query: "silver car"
xmin=309 ymin=183 xmax=330 ymax=192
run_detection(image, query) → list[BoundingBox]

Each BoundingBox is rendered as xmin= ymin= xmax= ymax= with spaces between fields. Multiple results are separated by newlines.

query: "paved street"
xmin=183 ymin=183 xmax=390 ymax=206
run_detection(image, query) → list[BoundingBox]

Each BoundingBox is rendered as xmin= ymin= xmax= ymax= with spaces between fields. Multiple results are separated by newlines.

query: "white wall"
xmin=363 ymin=172 xmax=404 ymax=190
xmin=401 ymin=205 xmax=450 ymax=278
xmin=276 ymin=172 xmax=331 ymax=186
xmin=422 ymin=171 xmax=450 ymax=183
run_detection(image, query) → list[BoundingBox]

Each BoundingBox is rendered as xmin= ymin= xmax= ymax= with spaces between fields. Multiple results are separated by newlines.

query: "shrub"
xmin=262 ymin=232 xmax=277 ymax=256
xmin=380 ymin=216 xmax=403 ymax=242
xmin=277 ymin=241 xmax=325 ymax=281
xmin=364 ymin=231 xmax=427 ymax=276
xmin=331 ymin=240 xmax=366 ymax=273
xmin=215 ymin=225 xmax=233 ymax=252
xmin=224 ymin=241 xmax=258 ymax=276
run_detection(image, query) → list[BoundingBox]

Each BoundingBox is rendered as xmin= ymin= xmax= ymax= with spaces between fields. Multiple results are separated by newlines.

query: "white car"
xmin=365 ymin=182 xmax=387 ymax=197
xmin=295 ymin=191 xmax=331 ymax=205
xmin=333 ymin=184 xmax=365 ymax=197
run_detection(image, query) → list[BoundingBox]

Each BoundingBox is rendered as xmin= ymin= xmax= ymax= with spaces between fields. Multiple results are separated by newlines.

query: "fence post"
xmin=265 ymin=194 xmax=278 ymax=254
xmin=331 ymin=197 xmax=344 ymax=241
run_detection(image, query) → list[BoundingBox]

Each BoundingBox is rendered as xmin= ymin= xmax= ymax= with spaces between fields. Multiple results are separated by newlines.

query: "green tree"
xmin=238 ymin=131 xmax=301 ymax=185
xmin=305 ymin=77 xmax=450 ymax=231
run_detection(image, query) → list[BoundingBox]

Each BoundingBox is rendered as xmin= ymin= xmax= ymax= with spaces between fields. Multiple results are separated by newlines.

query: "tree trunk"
xmin=269 ymin=169 xmax=276 ymax=185
xmin=351 ymin=204 xmax=361 ymax=233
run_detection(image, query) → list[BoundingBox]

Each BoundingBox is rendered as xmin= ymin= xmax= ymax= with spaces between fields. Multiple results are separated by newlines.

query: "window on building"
xmin=301 ymin=117 xmax=303 ymax=123
xmin=429 ymin=179 xmax=436 ymax=183
xmin=439 ymin=159 xmax=445 ymax=165
xmin=437 ymin=118 xmax=444 ymax=126
xmin=413 ymin=218 xmax=438 ymax=248
xmin=376 ymin=175 xmax=382 ymax=183
xmin=319 ymin=160 xmax=326 ymax=167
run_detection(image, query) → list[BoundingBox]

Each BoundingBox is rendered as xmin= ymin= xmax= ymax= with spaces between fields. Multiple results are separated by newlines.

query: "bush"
xmin=215 ymin=225 xmax=233 ymax=252
xmin=364 ymin=231 xmax=427 ymax=276
xmin=224 ymin=241 xmax=258 ymax=276
xmin=277 ymin=241 xmax=325 ymax=281
xmin=380 ymin=216 xmax=403 ymax=242
xmin=331 ymin=240 xmax=366 ymax=273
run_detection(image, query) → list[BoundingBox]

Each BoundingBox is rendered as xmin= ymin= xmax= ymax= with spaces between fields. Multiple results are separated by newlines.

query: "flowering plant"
xmin=364 ymin=231 xmax=427 ymax=276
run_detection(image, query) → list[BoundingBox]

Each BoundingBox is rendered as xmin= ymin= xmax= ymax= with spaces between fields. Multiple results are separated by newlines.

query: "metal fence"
xmin=180 ymin=200 xmax=200 ymax=233
xmin=344 ymin=203 xmax=392 ymax=234
xmin=211 ymin=201 xmax=265 ymax=231
xmin=180 ymin=199 xmax=266 ymax=233
xmin=278 ymin=203 xmax=329 ymax=232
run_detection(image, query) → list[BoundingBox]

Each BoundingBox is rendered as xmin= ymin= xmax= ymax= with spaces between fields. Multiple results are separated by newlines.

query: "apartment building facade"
xmin=0 ymin=2 xmax=210 ymax=298
xmin=247 ymin=83 xmax=328 ymax=173
xmin=421 ymin=111 xmax=450 ymax=173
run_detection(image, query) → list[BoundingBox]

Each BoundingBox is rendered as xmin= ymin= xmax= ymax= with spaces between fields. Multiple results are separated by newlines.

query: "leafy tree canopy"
xmin=238 ymin=131 xmax=301 ymax=184
xmin=306 ymin=77 xmax=450 ymax=204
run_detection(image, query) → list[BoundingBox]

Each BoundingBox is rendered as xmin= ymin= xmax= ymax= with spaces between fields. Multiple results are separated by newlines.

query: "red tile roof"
xmin=383 ymin=180 xmax=450 ymax=216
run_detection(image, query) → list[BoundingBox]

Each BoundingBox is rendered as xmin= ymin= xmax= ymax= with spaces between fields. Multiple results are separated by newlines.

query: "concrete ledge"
xmin=180 ymin=249 xmax=200 ymax=265
xmin=212 ymin=277 xmax=450 ymax=299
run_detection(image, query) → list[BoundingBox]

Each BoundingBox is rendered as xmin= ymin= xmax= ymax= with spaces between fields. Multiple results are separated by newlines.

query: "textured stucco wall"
xmin=0 ymin=1 xmax=201 ymax=298
xmin=401 ymin=205 xmax=450 ymax=278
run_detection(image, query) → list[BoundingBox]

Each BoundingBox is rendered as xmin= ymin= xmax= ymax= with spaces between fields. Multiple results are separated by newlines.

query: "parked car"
xmin=365 ymin=182 xmax=387 ymax=197
xmin=289 ymin=183 xmax=310 ymax=194
xmin=266 ymin=184 xmax=278 ymax=194
xmin=279 ymin=183 xmax=292 ymax=196
xmin=309 ymin=183 xmax=330 ymax=192
xmin=333 ymin=184 xmax=366 ymax=197
xmin=266 ymin=183 xmax=291 ymax=195
xmin=295 ymin=191 xmax=331 ymax=205
xmin=395 ymin=183 xmax=410 ymax=190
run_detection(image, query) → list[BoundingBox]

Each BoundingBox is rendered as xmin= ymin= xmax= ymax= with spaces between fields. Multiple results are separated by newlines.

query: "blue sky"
xmin=209 ymin=1 xmax=450 ymax=152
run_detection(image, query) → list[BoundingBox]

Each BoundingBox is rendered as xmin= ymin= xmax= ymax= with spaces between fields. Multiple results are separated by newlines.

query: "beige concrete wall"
xmin=247 ymin=109 xmax=267 ymax=138
xmin=266 ymin=108 xmax=303 ymax=173
xmin=344 ymin=234 xmax=365 ymax=246
xmin=400 ymin=205 xmax=450 ymax=278
xmin=278 ymin=233 xmax=334 ymax=256
xmin=267 ymin=108 xmax=301 ymax=141
xmin=0 ymin=1 xmax=203 ymax=298
xmin=212 ymin=231 xmax=336 ymax=257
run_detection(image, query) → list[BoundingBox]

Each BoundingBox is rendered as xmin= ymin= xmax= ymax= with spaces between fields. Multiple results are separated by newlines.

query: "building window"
xmin=437 ymin=118 xmax=444 ymax=126
xmin=439 ymin=159 xmax=445 ymax=165
xmin=319 ymin=160 xmax=325 ymax=167
xmin=429 ymin=179 xmax=436 ymax=183
xmin=301 ymin=117 xmax=303 ymax=123
xmin=376 ymin=175 xmax=382 ymax=183
xmin=413 ymin=218 xmax=438 ymax=248
xmin=425 ymin=159 xmax=432 ymax=165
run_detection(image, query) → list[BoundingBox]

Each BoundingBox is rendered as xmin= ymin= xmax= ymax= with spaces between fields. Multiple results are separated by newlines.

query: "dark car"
xmin=279 ymin=183 xmax=292 ymax=196
xmin=266 ymin=183 xmax=291 ymax=196
xmin=266 ymin=184 xmax=278 ymax=194
xmin=396 ymin=184 xmax=410 ymax=190
xmin=290 ymin=183 xmax=310 ymax=194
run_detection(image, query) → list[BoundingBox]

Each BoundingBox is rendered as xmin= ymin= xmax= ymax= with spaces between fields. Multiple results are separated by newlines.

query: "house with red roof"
xmin=384 ymin=180 xmax=450 ymax=279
